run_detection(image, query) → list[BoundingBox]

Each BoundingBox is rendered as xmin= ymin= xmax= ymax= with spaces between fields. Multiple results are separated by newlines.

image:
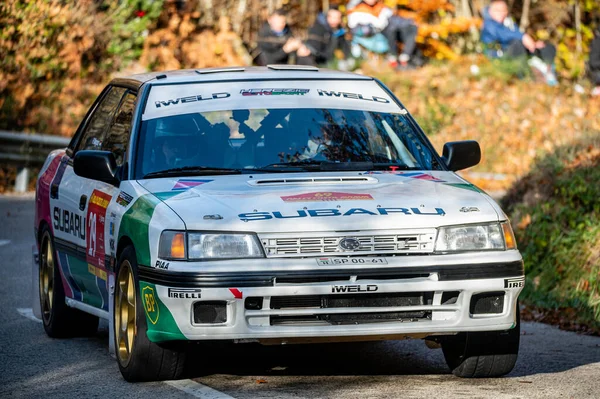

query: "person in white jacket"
xmin=347 ymin=0 xmax=419 ymax=69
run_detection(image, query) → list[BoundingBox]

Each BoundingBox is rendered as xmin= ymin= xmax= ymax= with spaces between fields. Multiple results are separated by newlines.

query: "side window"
xmin=75 ymin=86 xmax=127 ymax=153
xmin=103 ymin=92 xmax=136 ymax=166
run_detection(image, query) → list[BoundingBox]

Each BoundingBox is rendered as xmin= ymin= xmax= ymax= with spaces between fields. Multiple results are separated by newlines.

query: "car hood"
xmin=137 ymin=171 xmax=503 ymax=233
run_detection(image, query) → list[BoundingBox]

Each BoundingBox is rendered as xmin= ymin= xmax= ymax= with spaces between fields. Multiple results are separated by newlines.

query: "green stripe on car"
xmin=139 ymin=281 xmax=187 ymax=342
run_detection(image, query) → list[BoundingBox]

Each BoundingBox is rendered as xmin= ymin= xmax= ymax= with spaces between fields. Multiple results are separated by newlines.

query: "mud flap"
xmin=32 ymin=245 xmax=42 ymax=320
xmin=108 ymin=272 xmax=116 ymax=358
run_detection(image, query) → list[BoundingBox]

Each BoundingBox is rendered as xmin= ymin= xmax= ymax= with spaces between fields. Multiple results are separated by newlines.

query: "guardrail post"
xmin=0 ymin=130 xmax=71 ymax=192
xmin=15 ymin=167 xmax=29 ymax=192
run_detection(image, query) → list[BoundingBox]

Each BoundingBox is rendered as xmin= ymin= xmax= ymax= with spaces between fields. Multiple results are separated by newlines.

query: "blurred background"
xmin=0 ymin=0 xmax=598 ymax=334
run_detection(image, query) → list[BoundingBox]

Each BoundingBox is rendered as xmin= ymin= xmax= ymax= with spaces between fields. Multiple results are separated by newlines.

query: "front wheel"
xmin=114 ymin=246 xmax=185 ymax=382
xmin=441 ymin=307 xmax=520 ymax=378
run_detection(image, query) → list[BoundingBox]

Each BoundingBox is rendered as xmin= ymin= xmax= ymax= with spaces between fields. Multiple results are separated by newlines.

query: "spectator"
xmin=589 ymin=28 xmax=600 ymax=97
xmin=298 ymin=6 xmax=354 ymax=70
xmin=481 ymin=0 xmax=557 ymax=86
xmin=347 ymin=0 xmax=420 ymax=70
xmin=254 ymin=9 xmax=310 ymax=65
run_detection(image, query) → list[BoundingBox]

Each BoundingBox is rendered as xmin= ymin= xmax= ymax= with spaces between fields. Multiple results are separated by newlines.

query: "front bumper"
xmin=138 ymin=253 xmax=524 ymax=343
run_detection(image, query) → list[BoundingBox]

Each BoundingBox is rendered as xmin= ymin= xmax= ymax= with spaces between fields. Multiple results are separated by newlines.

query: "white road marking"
xmin=165 ymin=379 xmax=236 ymax=399
xmin=17 ymin=308 xmax=42 ymax=323
xmin=19 ymin=307 xmax=232 ymax=398
xmin=0 ymin=239 xmax=10 ymax=246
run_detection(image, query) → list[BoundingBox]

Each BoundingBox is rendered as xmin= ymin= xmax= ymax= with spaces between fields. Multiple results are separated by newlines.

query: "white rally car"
xmin=34 ymin=65 xmax=524 ymax=382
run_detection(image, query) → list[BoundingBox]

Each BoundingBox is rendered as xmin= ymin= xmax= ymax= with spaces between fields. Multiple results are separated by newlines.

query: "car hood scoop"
xmin=249 ymin=176 xmax=377 ymax=186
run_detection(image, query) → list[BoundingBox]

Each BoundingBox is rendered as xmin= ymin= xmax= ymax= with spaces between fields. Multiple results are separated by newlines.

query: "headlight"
xmin=435 ymin=222 xmax=515 ymax=252
xmin=159 ymin=231 xmax=264 ymax=260
xmin=188 ymin=233 xmax=263 ymax=260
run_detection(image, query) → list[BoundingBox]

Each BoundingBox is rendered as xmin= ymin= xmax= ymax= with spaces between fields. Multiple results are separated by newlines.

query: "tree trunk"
xmin=575 ymin=0 xmax=582 ymax=54
xmin=519 ymin=0 xmax=531 ymax=31
xmin=461 ymin=0 xmax=472 ymax=18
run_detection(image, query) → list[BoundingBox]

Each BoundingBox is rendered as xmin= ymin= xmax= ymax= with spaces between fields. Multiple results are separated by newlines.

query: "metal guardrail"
xmin=0 ymin=130 xmax=70 ymax=192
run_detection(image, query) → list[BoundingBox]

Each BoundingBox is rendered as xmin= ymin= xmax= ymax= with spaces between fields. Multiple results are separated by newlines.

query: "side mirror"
xmin=441 ymin=140 xmax=481 ymax=171
xmin=74 ymin=150 xmax=118 ymax=185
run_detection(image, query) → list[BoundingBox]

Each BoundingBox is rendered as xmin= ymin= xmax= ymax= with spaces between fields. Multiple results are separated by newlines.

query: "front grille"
xmin=270 ymin=292 xmax=434 ymax=309
xmin=260 ymin=230 xmax=436 ymax=258
xmin=271 ymin=311 xmax=432 ymax=326
xmin=275 ymin=272 xmax=430 ymax=285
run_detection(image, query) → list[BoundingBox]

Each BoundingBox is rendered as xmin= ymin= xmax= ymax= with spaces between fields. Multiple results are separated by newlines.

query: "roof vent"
xmin=267 ymin=64 xmax=319 ymax=71
xmin=196 ymin=67 xmax=245 ymax=74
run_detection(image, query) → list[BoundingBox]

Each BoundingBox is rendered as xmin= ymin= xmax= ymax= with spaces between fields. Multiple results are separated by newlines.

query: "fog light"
xmin=470 ymin=292 xmax=504 ymax=314
xmin=193 ymin=301 xmax=227 ymax=324
xmin=245 ymin=297 xmax=263 ymax=310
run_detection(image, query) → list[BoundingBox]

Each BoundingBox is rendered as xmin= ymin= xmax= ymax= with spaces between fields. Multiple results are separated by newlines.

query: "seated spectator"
xmin=347 ymin=0 xmax=420 ymax=70
xmin=254 ymin=9 xmax=311 ymax=65
xmin=481 ymin=0 xmax=557 ymax=86
xmin=298 ymin=6 xmax=355 ymax=70
xmin=588 ymin=28 xmax=600 ymax=97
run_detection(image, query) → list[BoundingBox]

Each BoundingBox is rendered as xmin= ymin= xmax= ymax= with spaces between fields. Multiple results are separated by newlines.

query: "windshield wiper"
xmin=261 ymin=159 xmax=323 ymax=168
xmin=143 ymin=166 xmax=242 ymax=179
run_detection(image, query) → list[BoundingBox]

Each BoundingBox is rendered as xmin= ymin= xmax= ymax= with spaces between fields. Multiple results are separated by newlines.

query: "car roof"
xmin=110 ymin=65 xmax=373 ymax=90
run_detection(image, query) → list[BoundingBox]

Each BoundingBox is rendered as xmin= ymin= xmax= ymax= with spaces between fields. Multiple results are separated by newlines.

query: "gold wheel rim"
xmin=39 ymin=232 xmax=54 ymax=324
xmin=115 ymin=260 xmax=136 ymax=366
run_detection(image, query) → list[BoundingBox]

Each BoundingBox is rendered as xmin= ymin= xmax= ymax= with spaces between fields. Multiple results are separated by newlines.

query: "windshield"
xmin=135 ymin=107 xmax=439 ymax=178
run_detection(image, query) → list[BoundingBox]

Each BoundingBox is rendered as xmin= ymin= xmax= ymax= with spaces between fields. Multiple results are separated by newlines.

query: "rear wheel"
xmin=39 ymin=226 xmax=98 ymax=338
xmin=114 ymin=246 xmax=185 ymax=382
xmin=442 ymin=308 xmax=520 ymax=378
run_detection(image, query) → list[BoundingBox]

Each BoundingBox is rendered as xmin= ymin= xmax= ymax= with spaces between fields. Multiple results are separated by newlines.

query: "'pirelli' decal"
xmin=504 ymin=277 xmax=525 ymax=288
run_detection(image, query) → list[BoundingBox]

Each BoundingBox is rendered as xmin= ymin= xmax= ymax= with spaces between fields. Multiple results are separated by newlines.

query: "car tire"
xmin=441 ymin=304 xmax=520 ymax=378
xmin=39 ymin=226 xmax=99 ymax=338
xmin=114 ymin=245 xmax=185 ymax=382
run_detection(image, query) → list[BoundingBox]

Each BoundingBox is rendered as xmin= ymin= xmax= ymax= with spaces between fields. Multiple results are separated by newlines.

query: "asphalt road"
xmin=1 ymin=194 xmax=599 ymax=399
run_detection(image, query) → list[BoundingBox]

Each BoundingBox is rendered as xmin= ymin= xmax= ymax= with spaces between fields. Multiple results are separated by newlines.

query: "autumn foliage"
xmin=0 ymin=1 xmax=109 ymax=135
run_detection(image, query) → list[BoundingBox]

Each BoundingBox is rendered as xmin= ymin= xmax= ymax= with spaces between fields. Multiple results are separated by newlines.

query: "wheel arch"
xmin=116 ymin=235 xmax=135 ymax=264
xmin=37 ymin=220 xmax=51 ymax=245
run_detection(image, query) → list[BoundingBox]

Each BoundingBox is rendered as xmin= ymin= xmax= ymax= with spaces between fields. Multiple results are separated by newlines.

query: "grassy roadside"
xmin=501 ymin=134 xmax=600 ymax=335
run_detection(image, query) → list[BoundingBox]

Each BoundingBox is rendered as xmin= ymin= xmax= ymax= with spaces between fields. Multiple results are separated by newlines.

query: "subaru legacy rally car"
xmin=34 ymin=65 xmax=524 ymax=382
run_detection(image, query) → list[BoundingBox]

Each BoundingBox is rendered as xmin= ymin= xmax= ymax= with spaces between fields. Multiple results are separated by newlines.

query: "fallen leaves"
xmin=521 ymin=304 xmax=600 ymax=336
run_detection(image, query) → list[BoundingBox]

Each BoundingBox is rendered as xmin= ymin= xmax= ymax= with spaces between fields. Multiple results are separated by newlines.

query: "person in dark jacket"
xmin=589 ymin=28 xmax=600 ymax=96
xmin=481 ymin=0 xmax=557 ymax=86
xmin=297 ymin=6 xmax=353 ymax=68
xmin=254 ymin=9 xmax=309 ymax=66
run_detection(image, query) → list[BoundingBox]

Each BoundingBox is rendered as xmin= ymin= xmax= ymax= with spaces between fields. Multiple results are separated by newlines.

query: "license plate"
xmin=316 ymin=257 xmax=388 ymax=266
